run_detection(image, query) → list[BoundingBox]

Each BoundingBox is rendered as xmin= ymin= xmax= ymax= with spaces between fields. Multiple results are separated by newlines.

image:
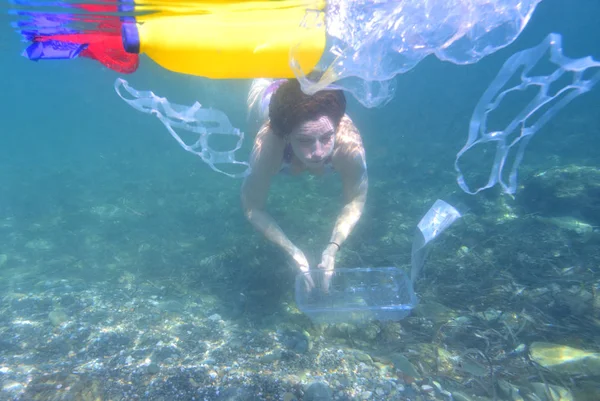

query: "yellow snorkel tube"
xmin=120 ymin=0 xmax=326 ymax=79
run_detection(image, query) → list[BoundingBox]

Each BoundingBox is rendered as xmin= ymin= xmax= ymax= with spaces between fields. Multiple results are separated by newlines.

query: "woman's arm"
xmin=320 ymin=118 xmax=368 ymax=269
xmin=241 ymin=126 xmax=310 ymax=271
xmin=330 ymin=160 xmax=368 ymax=248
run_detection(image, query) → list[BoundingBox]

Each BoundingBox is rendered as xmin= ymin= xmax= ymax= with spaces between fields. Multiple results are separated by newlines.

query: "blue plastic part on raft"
xmin=12 ymin=9 xmax=84 ymax=60
xmin=23 ymin=40 xmax=87 ymax=60
xmin=118 ymin=0 xmax=135 ymax=14
xmin=121 ymin=20 xmax=140 ymax=54
xmin=13 ymin=12 xmax=78 ymax=40
xmin=118 ymin=0 xmax=136 ymax=23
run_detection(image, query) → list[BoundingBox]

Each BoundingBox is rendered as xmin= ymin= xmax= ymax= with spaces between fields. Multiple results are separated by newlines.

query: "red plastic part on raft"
xmin=30 ymin=2 xmax=139 ymax=74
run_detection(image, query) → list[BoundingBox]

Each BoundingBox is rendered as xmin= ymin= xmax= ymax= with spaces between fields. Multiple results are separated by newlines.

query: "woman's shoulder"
xmin=253 ymin=122 xmax=284 ymax=148
xmin=250 ymin=122 xmax=286 ymax=176
xmin=338 ymin=114 xmax=359 ymax=132
xmin=334 ymin=114 xmax=365 ymax=160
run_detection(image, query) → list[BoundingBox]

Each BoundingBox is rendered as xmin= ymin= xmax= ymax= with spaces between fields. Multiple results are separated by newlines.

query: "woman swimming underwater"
xmin=242 ymin=79 xmax=368 ymax=277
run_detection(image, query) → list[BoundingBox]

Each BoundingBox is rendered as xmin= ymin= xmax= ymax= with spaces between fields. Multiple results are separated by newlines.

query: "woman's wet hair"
xmin=268 ymin=79 xmax=346 ymax=138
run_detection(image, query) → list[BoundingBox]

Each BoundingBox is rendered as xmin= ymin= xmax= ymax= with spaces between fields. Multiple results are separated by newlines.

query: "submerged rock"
xmin=530 ymin=383 xmax=573 ymax=401
xmin=554 ymin=286 xmax=594 ymax=317
xmin=519 ymin=165 xmax=600 ymax=225
xmin=21 ymin=372 xmax=104 ymax=400
xmin=534 ymin=216 xmax=596 ymax=236
xmin=349 ymin=349 xmax=373 ymax=365
xmin=388 ymin=353 xmax=420 ymax=379
xmin=572 ymin=379 xmax=600 ymax=401
xmin=280 ymin=329 xmax=312 ymax=354
xmin=529 ymin=342 xmax=600 ymax=376
xmin=304 ymin=382 xmax=332 ymax=401
xmin=500 ymin=380 xmax=574 ymax=401
xmin=414 ymin=302 xmax=457 ymax=325
xmin=282 ymin=392 xmax=298 ymax=401
xmin=259 ymin=348 xmax=283 ymax=363
xmin=48 ymin=310 xmax=69 ymax=327
xmin=451 ymin=390 xmax=493 ymax=401
xmin=498 ymin=379 xmax=524 ymax=401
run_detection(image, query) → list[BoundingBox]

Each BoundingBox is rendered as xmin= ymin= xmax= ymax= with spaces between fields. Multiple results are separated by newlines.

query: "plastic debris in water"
xmin=455 ymin=33 xmax=600 ymax=195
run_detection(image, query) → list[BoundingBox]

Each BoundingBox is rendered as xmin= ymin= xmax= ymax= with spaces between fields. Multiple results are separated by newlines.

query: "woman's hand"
xmin=317 ymin=243 xmax=338 ymax=291
xmin=318 ymin=243 xmax=338 ymax=271
xmin=291 ymin=248 xmax=315 ymax=291
xmin=291 ymin=247 xmax=309 ymax=272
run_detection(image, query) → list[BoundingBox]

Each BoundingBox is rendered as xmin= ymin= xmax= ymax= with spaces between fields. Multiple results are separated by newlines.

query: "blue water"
xmin=1 ymin=1 xmax=599 ymax=400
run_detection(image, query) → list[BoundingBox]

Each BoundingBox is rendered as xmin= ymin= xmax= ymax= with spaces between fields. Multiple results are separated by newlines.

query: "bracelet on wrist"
xmin=328 ymin=241 xmax=340 ymax=250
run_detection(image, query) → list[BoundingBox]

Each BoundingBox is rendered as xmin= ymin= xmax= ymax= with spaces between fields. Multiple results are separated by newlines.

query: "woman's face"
xmin=289 ymin=116 xmax=336 ymax=168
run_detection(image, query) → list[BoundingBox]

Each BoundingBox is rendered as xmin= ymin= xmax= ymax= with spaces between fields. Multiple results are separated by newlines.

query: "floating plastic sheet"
xmin=411 ymin=200 xmax=462 ymax=283
xmin=292 ymin=0 xmax=542 ymax=107
xmin=455 ymin=33 xmax=600 ymax=195
xmin=114 ymin=78 xmax=250 ymax=178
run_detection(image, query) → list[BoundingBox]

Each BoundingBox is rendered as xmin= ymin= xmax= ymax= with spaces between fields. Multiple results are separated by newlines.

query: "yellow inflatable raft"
xmin=120 ymin=0 xmax=327 ymax=78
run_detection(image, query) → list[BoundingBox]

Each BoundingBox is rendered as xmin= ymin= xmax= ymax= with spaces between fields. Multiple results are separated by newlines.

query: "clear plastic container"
xmin=295 ymin=267 xmax=418 ymax=323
